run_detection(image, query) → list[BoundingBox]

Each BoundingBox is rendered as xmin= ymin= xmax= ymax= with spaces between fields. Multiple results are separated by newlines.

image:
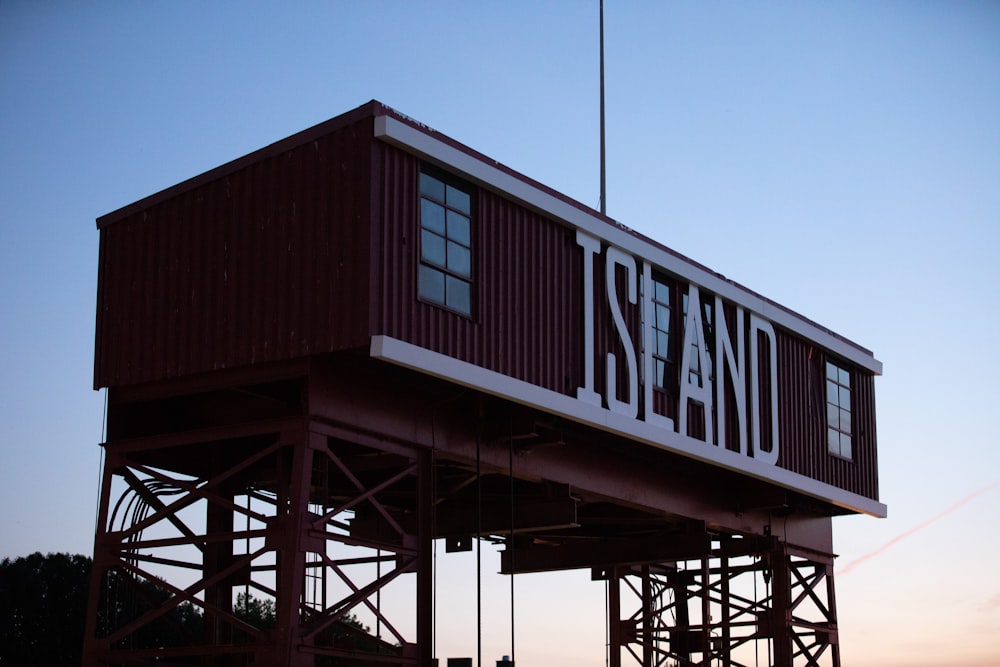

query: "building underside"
xmin=83 ymin=352 xmax=842 ymax=666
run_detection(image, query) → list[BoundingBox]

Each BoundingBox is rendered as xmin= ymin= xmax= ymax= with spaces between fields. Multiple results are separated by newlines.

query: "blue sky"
xmin=2 ymin=2 xmax=999 ymax=665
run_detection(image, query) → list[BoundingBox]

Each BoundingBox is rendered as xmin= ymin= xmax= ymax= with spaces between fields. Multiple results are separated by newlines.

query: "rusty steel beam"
xmin=351 ymin=492 xmax=579 ymax=543
xmin=501 ymin=532 xmax=712 ymax=574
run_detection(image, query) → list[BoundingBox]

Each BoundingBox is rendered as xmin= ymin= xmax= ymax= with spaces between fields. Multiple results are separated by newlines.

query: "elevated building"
xmin=84 ymin=101 xmax=882 ymax=666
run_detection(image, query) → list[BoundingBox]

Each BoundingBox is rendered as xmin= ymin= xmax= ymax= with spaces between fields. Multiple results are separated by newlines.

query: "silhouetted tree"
xmin=0 ymin=552 xmax=91 ymax=665
xmin=0 ymin=553 xmax=202 ymax=664
xmin=234 ymin=591 xmax=276 ymax=628
xmin=1 ymin=552 xmax=388 ymax=665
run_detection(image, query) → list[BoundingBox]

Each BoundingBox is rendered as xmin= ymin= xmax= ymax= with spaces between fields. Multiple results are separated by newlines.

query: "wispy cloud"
xmin=980 ymin=592 xmax=1000 ymax=613
xmin=838 ymin=481 xmax=1000 ymax=577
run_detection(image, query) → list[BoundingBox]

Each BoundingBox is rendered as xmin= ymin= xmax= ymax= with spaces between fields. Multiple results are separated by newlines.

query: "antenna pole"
xmin=599 ymin=0 xmax=607 ymax=215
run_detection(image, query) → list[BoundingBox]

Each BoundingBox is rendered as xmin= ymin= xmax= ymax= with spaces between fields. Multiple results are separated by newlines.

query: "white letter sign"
xmin=715 ymin=297 xmax=747 ymax=455
xmin=605 ymin=247 xmax=638 ymax=418
xmin=574 ymin=240 xmax=785 ymax=470
xmin=750 ymin=313 xmax=780 ymax=465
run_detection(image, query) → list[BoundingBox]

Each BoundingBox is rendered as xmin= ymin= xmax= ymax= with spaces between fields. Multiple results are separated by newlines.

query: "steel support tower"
xmin=83 ymin=357 xmax=842 ymax=666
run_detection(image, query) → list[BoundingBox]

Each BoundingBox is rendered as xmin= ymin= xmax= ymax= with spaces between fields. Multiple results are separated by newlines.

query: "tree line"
xmin=1 ymin=552 xmax=381 ymax=665
xmin=0 ymin=552 xmax=278 ymax=665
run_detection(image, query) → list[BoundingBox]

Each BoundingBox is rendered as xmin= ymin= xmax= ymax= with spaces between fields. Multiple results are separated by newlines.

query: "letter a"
xmin=678 ymin=285 xmax=713 ymax=442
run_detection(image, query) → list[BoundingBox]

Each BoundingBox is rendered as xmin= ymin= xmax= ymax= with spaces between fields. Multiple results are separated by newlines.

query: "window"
xmin=418 ymin=169 xmax=473 ymax=315
xmin=681 ymin=290 xmax=713 ymax=387
xmin=649 ymin=279 xmax=715 ymax=392
xmin=826 ymin=360 xmax=852 ymax=459
xmin=651 ymin=277 xmax=675 ymax=390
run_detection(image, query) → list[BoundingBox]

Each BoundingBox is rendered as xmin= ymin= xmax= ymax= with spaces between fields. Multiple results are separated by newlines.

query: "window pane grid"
xmin=446 ymin=241 xmax=470 ymax=277
xmin=680 ymin=290 xmax=713 ymax=386
xmin=419 ymin=172 xmax=445 ymax=201
xmin=421 ymin=199 xmax=446 ymax=234
xmin=419 ymin=171 xmax=473 ymax=315
xmin=826 ymin=360 xmax=853 ymax=460
xmin=421 ymin=229 xmax=446 ymax=268
xmin=447 ymin=210 xmax=471 ymax=245
xmin=651 ymin=278 xmax=674 ymax=390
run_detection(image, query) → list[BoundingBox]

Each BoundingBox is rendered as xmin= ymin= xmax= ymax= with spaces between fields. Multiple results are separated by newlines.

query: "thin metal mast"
xmin=600 ymin=0 xmax=607 ymax=215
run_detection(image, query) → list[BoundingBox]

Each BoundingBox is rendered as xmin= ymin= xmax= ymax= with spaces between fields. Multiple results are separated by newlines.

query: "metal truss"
xmin=607 ymin=536 xmax=840 ymax=667
xmin=81 ymin=380 xmax=845 ymax=667
xmin=82 ymin=418 xmax=432 ymax=666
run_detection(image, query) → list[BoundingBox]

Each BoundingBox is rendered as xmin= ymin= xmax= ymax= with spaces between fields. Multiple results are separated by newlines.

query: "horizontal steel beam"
xmin=351 ymin=493 xmax=579 ymax=542
xmin=500 ymin=531 xmax=713 ymax=574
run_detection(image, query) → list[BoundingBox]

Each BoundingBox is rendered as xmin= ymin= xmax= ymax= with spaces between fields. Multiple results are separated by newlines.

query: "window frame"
xmin=825 ymin=358 xmax=853 ymax=460
xmin=682 ymin=290 xmax=714 ymax=389
xmin=647 ymin=277 xmax=717 ymax=395
xmin=649 ymin=275 xmax=677 ymax=394
xmin=416 ymin=166 xmax=474 ymax=317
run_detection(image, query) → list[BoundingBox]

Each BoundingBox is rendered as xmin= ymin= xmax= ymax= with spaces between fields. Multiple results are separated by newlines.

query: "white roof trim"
xmin=374 ymin=114 xmax=882 ymax=375
xmin=371 ymin=335 xmax=888 ymax=518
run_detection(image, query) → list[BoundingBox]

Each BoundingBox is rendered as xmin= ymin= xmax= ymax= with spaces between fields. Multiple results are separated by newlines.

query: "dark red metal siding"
xmin=373 ymin=142 xmax=584 ymax=394
xmin=853 ymin=369 xmax=879 ymax=497
xmin=371 ymin=143 xmax=878 ymax=500
xmin=95 ymin=118 xmax=374 ymax=388
xmin=481 ymin=190 xmax=584 ymax=392
xmin=371 ymin=142 xmax=661 ymax=405
xmin=776 ymin=332 xmax=879 ymax=499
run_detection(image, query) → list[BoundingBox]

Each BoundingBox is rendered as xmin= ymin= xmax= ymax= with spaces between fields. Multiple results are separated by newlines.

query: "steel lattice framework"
xmin=83 ymin=417 xmax=434 ymax=666
xmin=82 ymin=359 xmax=859 ymax=667
xmin=603 ymin=538 xmax=840 ymax=667
xmin=82 ymin=365 xmax=856 ymax=667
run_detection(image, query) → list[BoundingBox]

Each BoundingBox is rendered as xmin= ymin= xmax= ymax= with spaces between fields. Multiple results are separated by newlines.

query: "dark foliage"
xmin=0 ymin=552 xmax=203 ymax=664
xmin=0 ymin=552 xmax=91 ymax=665
xmin=1 ymin=552 xmax=390 ymax=665
xmin=97 ymin=568 xmax=204 ymax=653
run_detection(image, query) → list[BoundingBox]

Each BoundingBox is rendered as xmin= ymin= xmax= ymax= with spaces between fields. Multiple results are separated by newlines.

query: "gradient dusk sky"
xmin=2 ymin=3 xmax=998 ymax=665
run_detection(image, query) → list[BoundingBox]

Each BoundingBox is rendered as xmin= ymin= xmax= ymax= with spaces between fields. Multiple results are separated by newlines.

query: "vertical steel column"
xmin=770 ymin=543 xmax=794 ymax=667
xmin=81 ymin=450 xmax=117 ymax=666
xmin=720 ymin=548 xmax=731 ymax=667
xmin=826 ymin=562 xmax=842 ymax=667
xmin=700 ymin=556 xmax=712 ymax=660
xmin=671 ymin=572 xmax=691 ymax=664
xmin=608 ymin=567 xmax=622 ymax=667
xmin=640 ymin=565 xmax=652 ymax=667
xmin=273 ymin=429 xmax=315 ymax=667
xmin=204 ymin=474 xmax=234 ymax=649
xmin=417 ymin=448 xmax=434 ymax=666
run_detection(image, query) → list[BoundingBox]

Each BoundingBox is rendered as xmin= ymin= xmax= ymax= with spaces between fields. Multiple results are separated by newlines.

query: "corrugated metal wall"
xmin=94 ymin=114 xmax=374 ymax=388
xmin=776 ymin=333 xmax=879 ymax=499
xmin=373 ymin=141 xmax=583 ymax=394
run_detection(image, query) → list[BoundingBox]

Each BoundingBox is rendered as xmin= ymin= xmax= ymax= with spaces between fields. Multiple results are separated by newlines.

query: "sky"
xmin=1 ymin=1 xmax=998 ymax=665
